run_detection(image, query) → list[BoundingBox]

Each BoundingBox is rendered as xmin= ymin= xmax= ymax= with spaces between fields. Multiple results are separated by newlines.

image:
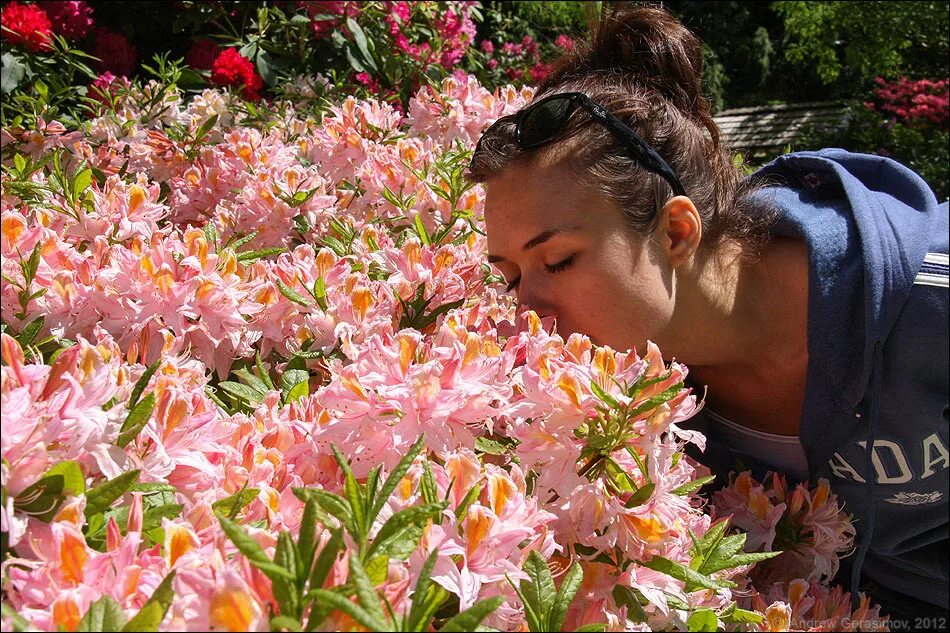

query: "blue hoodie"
xmin=685 ymin=149 xmax=949 ymax=618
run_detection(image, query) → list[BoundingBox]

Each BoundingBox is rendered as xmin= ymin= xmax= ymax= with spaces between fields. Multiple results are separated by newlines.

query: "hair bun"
xmin=543 ymin=5 xmax=709 ymax=122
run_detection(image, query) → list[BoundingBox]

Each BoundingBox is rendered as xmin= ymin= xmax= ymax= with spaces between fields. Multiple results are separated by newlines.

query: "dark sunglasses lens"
xmin=519 ymin=97 xmax=576 ymax=147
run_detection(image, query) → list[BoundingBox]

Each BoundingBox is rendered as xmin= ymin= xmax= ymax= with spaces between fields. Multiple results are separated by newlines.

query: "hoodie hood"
xmin=749 ymin=149 xmax=940 ymax=464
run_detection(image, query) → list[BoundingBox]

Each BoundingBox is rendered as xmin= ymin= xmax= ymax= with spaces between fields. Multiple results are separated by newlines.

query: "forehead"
xmin=483 ymin=161 xmax=609 ymax=241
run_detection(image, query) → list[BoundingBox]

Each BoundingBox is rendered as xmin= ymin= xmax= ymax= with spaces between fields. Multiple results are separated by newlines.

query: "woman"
xmin=468 ymin=5 xmax=948 ymax=626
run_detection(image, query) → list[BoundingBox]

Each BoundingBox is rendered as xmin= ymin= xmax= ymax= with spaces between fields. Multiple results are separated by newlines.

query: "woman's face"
xmin=483 ymin=160 xmax=677 ymax=353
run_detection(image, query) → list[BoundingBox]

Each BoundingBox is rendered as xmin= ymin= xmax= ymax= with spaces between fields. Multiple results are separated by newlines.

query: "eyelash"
xmin=505 ymin=255 xmax=577 ymax=293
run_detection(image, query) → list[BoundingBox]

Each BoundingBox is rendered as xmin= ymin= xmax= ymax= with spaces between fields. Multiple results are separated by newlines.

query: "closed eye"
xmin=504 ymin=255 xmax=577 ymax=293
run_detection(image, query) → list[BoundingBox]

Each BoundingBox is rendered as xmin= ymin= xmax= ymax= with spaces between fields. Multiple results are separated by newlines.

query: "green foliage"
xmin=213 ymin=436 xmax=506 ymax=630
xmin=797 ymin=104 xmax=950 ymax=202
xmin=772 ymin=1 xmax=949 ymax=89
xmin=508 ymin=550 xmax=590 ymax=632
xmin=0 ymin=34 xmax=98 ymax=128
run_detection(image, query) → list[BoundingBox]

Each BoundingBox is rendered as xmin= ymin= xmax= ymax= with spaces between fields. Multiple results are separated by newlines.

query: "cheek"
xmin=559 ymin=243 xmax=673 ymax=348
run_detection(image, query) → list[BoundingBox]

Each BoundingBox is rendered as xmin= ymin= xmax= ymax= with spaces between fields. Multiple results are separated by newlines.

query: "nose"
xmin=516 ymin=281 xmax=558 ymax=320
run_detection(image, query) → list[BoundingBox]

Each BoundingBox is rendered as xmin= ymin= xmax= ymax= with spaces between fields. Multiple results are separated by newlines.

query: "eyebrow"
xmin=487 ymin=226 xmax=581 ymax=264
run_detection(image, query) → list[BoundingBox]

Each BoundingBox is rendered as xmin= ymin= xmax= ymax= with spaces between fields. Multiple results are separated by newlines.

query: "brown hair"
xmin=467 ymin=4 xmax=778 ymax=252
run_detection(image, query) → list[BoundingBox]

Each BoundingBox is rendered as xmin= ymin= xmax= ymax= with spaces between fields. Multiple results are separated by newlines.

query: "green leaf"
xmin=228 ymin=230 xmax=258 ymax=251
xmin=706 ymin=549 xmax=782 ymax=574
xmin=255 ymin=352 xmax=275 ymax=391
xmin=142 ymin=503 xmax=184 ymax=532
xmin=272 ymin=531 xmax=300 ymax=618
xmin=331 ymin=444 xmax=366 ymax=540
xmin=473 ymin=436 xmax=512 ymax=455
xmin=25 ymin=242 xmax=42 ymax=281
xmin=413 ymin=213 xmax=431 ymax=246
xmin=77 ymin=596 xmax=127 ymax=632
xmin=439 ymin=596 xmax=504 ymax=632
xmin=84 ymin=470 xmax=141 ymax=518
xmin=453 ymin=483 xmax=482 ymax=522
xmin=611 ymin=585 xmax=648 ymax=624
xmin=270 ymin=615 xmax=303 ymax=632
xmin=217 ymin=514 xmax=296 ymax=583
xmin=371 ymin=435 xmax=426 ymax=520
xmin=122 ymin=571 xmax=176 ymax=631
xmin=348 ymin=554 xmax=388 ymax=626
xmin=309 ymin=527 xmax=344 ymax=590
xmin=194 ymin=113 xmax=219 ymax=142
xmin=691 ymin=519 xmax=730 ymax=565
xmin=116 ymin=392 xmax=156 ymax=448
xmin=16 ymin=316 xmax=44 ymax=347
xmin=671 ymin=475 xmax=716 ymax=496
xmin=589 ymin=380 xmax=621 ymax=409
xmin=367 ymin=503 xmax=445 ymax=560
xmin=640 ymin=556 xmax=733 ymax=591
xmin=281 ymin=369 xmax=310 ymax=403
xmin=420 ymin=459 xmax=438 ymax=507
xmin=308 ymin=589 xmax=384 ymax=631
xmin=346 ymin=18 xmax=378 ymax=73
xmin=13 ymin=152 xmax=27 ymax=174
xmin=73 ymin=168 xmax=92 ymax=201
xmin=218 ymin=380 xmax=266 ymax=405
xmin=687 ymin=608 xmax=718 ymax=632
xmin=521 ymin=550 xmax=556 ymax=631
xmin=549 ymin=561 xmax=583 ymax=632
xmin=313 ymin=276 xmax=328 ymax=311
xmin=13 ymin=460 xmax=85 ymax=522
xmin=297 ymin=497 xmax=319 ymax=583
xmin=364 ymin=554 xmax=390 ymax=585
xmin=128 ymin=359 xmax=160 ymax=411
xmin=1 ymin=52 xmax=27 ymax=94
xmin=203 ymin=222 xmax=218 ymax=248
xmin=211 ymin=487 xmax=259 ymax=518
xmin=233 ymin=367 xmax=270 ymax=397
xmin=0 ymin=603 xmax=31 ymax=632
xmin=236 ymin=247 xmax=287 ymax=262
xmin=624 ymin=482 xmax=655 ymax=508
xmin=575 ymin=625 xmax=607 ymax=632
xmin=408 ymin=549 xmax=449 ymax=632
xmin=297 ymin=488 xmax=354 ymax=535
xmin=719 ymin=606 xmax=765 ymax=624
xmin=276 ymin=278 xmax=313 ymax=307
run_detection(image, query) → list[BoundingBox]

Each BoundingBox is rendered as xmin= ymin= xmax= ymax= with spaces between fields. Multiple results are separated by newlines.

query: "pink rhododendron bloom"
xmin=90 ymin=27 xmax=137 ymax=77
xmin=185 ymin=37 xmax=221 ymax=70
xmin=39 ymin=1 xmax=94 ymax=40
xmin=555 ymin=34 xmax=576 ymax=51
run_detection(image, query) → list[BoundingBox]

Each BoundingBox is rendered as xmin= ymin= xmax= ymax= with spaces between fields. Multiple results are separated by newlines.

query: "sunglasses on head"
xmin=474 ymin=91 xmax=687 ymax=198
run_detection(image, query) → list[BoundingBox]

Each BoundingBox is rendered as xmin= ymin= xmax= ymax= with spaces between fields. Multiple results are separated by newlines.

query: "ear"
xmin=656 ymin=195 xmax=702 ymax=268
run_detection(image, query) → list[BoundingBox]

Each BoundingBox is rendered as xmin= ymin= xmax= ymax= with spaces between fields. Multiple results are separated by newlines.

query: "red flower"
xmin=38 ymin=1 xmax=93 ymax=40
xmin=529 ymin=62 xmax=552 ymax=84
xmin=1 ymin=1 xmax=54 ymax=52
xmin=87 ymin=71 xmax=129 ymax=111
xmin=554 ymin=34 xmax=575 ymax=52
xmin=91 ymin=27 xmax=137 ymax=76
xmin=186 ymin=38 xmax=221 ymax=70
xmin=210 ymin=48 xmax=264 ymax=101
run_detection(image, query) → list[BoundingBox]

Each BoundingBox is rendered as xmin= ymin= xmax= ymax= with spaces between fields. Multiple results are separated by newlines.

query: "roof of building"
xmin=713 ymin=100 xmax=852 ymax=156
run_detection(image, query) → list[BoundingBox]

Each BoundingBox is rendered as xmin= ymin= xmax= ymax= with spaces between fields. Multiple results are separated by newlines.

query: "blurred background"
xmin=2 ymin=0 xmax=947 ymax=198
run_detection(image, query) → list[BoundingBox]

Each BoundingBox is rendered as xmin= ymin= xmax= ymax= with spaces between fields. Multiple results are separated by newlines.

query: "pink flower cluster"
xmin=1 ymin=75 xmax=888 ymax=631
xmin=865 ymin=76 xmax=950 ymax=130
xmin=479 ymin=31 xmax=572 ymax=85
xmin=39 ymin=0 xmax=94 ymax=40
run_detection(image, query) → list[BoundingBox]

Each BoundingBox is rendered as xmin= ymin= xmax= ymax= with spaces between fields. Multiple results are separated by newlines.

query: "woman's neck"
xmin=663 ymin=235 xmax=811 ymax=433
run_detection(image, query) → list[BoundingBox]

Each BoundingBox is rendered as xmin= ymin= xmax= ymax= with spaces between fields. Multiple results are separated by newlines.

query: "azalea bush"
xmin=798 ymin=75 xmax=950 ymax=201
xmin=1 ymin=0 xmax=585 ymax=125
xmin=0 ymin=68 xmax=891 ymax=631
